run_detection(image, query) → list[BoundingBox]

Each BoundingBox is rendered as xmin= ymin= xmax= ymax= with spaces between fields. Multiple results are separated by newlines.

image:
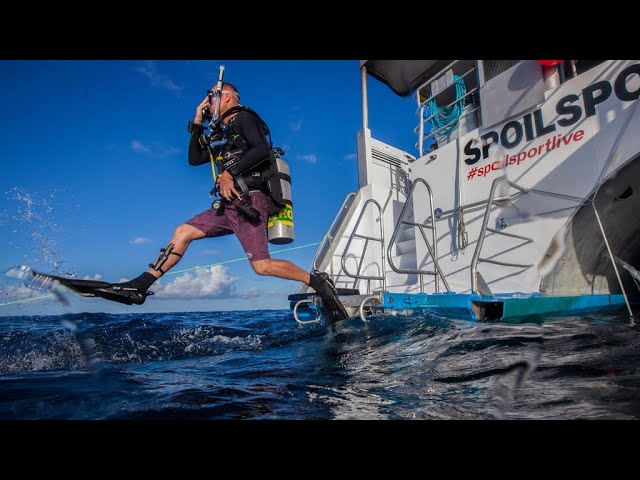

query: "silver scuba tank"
xmin=267 ymin=155 xmax=294 ymax=244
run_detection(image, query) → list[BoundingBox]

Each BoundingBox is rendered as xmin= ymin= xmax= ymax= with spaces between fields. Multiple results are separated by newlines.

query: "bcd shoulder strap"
xmin=214 ymin=105 xmax=287 ymax=216
xmin=212 ymin=105 xmax=273 ymax=149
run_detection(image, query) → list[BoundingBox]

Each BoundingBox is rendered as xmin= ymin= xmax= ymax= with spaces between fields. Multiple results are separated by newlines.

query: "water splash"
xmin=60 ymin=316 xmax=104 ymax=375
xmin=4 ymin=265 xmax=70 ymax=306
xmin=3 ymin=266 xmax=105 ymax=377
xmin=3 ymin=186 xmax=76 ymax=271
xmin=615 ymin=257 xmax=640 ymax=282
xmin=614 ymin=257 xmax=640 ymax=293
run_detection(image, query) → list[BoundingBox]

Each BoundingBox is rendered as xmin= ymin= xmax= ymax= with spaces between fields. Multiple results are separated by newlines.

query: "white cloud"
xmin=239 ymin=287 xmax=261 ymax=298
xmin=82 ymin=274 xmax=103 ymax=280
xmin=130 ymin=140 xmax=180 ymax=157
xmin=135 ymin=61 xmax=183 ymax=94
xmin=298 ymin=154 xmax=318 ymax=164
xmin=344 ymin=153 xmax=357 ymax=161
xmin=153 ymin=265 xmax=238 ymax=299
xmin=159 ymin=146 xmax=181 ymax=157
xmin=238 ymin=287 xmax=287 ymax=299
xmin=0 ymin=284 xmax=42 ymax=301
xmin=131 ymin=140 xmax=151 ymax=153
xmin=288 ymin=105 xmax=303 ymax=132
xmin=290 ymin=119 xmax=303 ymax=132
xmin=130 ymin=237 xmax=152 ymax=245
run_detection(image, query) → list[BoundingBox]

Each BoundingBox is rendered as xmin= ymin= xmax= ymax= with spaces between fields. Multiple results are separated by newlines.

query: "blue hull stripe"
xmin=379 ymin=292 xmax=625 ymax=320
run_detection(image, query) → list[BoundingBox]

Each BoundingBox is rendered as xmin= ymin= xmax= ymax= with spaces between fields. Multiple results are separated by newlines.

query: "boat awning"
xmin=361 ymin=60 xmax=453 ymax=97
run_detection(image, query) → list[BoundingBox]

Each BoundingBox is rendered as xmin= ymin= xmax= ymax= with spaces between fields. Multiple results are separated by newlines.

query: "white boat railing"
xmin=414 ymin=60 xmax=482 ymax=156
xmin=386 ymin=178 xmax=451 ymax=294
xmin=470 ymin=173 xmax=634 ymax=321
xmin=470 ymin=176 xmax=534 ymax=295
xmin=312 ymin=191 xmax=358 ymax=277
xmin=340 ymin=199 xmax=386 ymax=294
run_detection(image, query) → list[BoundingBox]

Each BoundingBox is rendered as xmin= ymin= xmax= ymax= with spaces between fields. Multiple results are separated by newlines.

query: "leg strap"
xmin=149 ymin=242 xmax=183 ymax=276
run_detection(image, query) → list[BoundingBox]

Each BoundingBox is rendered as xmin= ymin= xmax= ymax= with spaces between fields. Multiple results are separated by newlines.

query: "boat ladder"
xmin=341 ymin=199 xmax=386 ymax=295
xmin=387 ymin=177 xmax=451 ymax=293
xmin=470 ymin=175 xmax=534 ymax=295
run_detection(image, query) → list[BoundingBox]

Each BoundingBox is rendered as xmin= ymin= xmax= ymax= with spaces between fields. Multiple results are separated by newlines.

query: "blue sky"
xmin=0 ymin=60 xmax=418 ymax=316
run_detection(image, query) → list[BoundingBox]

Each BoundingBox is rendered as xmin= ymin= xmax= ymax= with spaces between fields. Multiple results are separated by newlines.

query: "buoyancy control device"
xmin=205 ymin=104 xmax=294 ymax=244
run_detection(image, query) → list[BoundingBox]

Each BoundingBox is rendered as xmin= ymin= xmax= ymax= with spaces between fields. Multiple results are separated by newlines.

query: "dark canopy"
xmin=361 ymin=60 xmax=452 ymax=97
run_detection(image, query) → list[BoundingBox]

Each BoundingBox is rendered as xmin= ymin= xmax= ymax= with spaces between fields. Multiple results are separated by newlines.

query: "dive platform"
xmin=289 ymin=290 xmax=625 ymax=324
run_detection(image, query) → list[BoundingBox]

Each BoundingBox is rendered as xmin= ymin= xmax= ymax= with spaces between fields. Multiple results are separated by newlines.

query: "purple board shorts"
xmin=185 ymin=191 xmax=270 ymax=261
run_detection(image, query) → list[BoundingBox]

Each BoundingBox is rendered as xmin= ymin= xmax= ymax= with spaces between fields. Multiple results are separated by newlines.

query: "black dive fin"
xmin=85 ymin=286 xmax=151 ymax=305
xmin=313 ymin=271 xmax=349 ymax=325
xmin=322 ymin=294 xmax=350 ymax=326
xmin=30 ymin=270 xmax=152 ymax=305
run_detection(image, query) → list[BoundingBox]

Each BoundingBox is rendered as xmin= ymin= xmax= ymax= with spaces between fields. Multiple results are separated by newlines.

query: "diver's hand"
xmin=194 ymin=98 xmax=209 ymax=124
xmin=218 ymin=171 xmax=240 ymax=201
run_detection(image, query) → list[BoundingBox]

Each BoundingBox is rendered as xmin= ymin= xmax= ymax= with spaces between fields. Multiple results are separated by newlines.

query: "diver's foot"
xmin=94 ymin=285 xmax=152 ymax=305
xmin=310 ymin=270 xmax=349 ymax=325
xmin=116 ymin=272 xmax=157 ymax=292
xmin=104 ymin=273 xmax=158 ymax=305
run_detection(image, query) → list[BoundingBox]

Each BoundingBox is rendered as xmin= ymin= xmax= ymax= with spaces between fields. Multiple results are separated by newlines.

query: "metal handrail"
xmin=470 ymin=176 xmax=534 ymax=294
xmin=433 ymin=193 xmax=523 ymax=219
xmin=507 ymin=164 xmax=634 ymax=320
xmin=312 ymin=192 xmax=357 ymax=272
xmin=386 ymin=178 xmax=451 ymax=294
xmin=413 ymin=60 xmax=459 ymax=96
xmin=417 ymin=86 xmax=479 ymax=127
xmin=420 ymin=105 xmax=479 ymax=137
xmin=416 ymin=105 xmax=480 ymax=154
xmin=377 ymin=189 xmax=393 ymax=222
xmin=341 ymin=199 xmax=386 ymax=294
xmin=470 ymin=172 xmax=634 ymax=320
xmin=414 ymin=60 xmax=482 ymax=157
xmin=293 ymin=299 xmax=322 ymax=325
xmin=417 ymin=66 xmax=478 ymax=108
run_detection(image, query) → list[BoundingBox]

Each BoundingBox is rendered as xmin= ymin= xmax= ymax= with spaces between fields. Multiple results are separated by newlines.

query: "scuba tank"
xmin=267 ymin=149 xmax=294 ymax=245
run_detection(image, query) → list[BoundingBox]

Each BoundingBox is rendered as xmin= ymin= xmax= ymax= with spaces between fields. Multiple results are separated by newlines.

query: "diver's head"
xmin=207 ymin=82 xmax=241 ymax=120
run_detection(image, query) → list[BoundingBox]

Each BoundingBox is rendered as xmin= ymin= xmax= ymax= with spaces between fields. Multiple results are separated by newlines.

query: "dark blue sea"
xmin=1 ymin=309 xmax=639 ymax=420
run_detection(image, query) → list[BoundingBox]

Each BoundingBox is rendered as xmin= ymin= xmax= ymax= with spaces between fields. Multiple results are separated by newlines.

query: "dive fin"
xmin=29 ymin=269 xmax=152 ymax=305
xmin=83 ymin=285 xmax=151 ymax=305
xmin=313 ymin=270 xmax=349 ymax=325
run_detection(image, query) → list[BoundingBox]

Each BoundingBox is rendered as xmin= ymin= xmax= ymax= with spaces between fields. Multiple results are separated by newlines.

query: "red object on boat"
xmin=537 ymin=60 xmax=563 ymax=66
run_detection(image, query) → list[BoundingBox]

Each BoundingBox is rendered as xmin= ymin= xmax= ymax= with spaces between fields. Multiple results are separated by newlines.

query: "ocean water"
xmin=1 ymin=309 xmax=639 ymax=420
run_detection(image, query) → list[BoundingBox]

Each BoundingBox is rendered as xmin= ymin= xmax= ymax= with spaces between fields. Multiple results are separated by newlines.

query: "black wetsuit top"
xmin=188 ymin=110 xmax=271 ymax=190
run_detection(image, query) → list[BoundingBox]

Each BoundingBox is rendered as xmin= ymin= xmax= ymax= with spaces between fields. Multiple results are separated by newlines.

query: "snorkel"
xmin=206 ymin=65 xmax=228 ymax=206
xmin=211 ymin=64 xmax=225 ymax=122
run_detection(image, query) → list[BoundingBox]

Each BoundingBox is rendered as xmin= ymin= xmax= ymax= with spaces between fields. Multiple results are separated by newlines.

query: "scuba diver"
xmin=36 ymin=76 xmax=349 ymax=325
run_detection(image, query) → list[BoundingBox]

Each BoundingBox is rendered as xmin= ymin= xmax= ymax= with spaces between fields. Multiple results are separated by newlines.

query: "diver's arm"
xmin=188 ymin=97 xmax=213 ymax=167
xmin=233 ymin=112 xmax=272 ymax=174
xmin=188 ymin=124 xmax=211 ymax=166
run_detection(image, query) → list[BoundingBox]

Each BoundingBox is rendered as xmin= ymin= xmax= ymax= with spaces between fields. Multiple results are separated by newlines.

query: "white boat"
xmin=289 ymin=60 xmax=640 ymax=323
